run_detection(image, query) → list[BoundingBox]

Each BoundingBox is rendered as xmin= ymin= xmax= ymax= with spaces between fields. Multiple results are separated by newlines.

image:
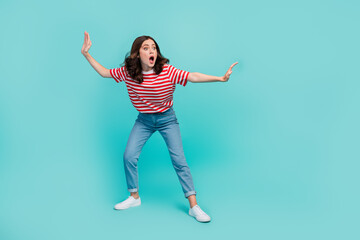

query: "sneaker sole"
xmin=189 ymin=211 xmax=211 ymax=223
xmin=114 ymin=201 xmax=141 ymax=210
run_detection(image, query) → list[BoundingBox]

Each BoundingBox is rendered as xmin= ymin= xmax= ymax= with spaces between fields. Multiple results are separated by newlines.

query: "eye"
xmin=144 ymin=47 xmax=148 ymax=50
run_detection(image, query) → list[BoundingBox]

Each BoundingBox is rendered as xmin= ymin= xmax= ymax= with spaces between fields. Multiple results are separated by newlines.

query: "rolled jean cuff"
xmin=184 ymin=191 xmax=197 ymax=198
xmin=128 ymin=188 xmax=138 ymax=193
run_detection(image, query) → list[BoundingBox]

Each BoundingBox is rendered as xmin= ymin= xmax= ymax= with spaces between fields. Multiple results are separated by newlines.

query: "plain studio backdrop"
xmin=0 ymin=0 xmax=359 ymax=239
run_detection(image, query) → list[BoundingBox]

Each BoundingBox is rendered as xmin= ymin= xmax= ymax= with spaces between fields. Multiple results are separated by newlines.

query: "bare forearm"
xmin=82 ymin=52 xmax=108 ymax=77
xmin=187 ymin=62 xmax=238 ymax=83
xmin=188 ymin=72 xmax=224 ymax=83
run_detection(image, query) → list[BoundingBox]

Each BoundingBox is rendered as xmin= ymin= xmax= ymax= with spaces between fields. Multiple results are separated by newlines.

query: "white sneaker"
xmin=189 ymin=205 xmax=211 ymax=222
xmin=114 ymin=196 xmax=141 ymax=210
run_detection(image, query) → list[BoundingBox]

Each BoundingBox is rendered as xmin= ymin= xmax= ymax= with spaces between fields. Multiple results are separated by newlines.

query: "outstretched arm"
xmin=81 ymin=31 xmax=111 ymax=78
xmin=187 ymin=62 xmax=238 ymax=83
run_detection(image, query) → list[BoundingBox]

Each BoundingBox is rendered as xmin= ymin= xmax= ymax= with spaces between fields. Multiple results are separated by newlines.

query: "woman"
xmin=81 ymin=31 xmax=238 ymax=223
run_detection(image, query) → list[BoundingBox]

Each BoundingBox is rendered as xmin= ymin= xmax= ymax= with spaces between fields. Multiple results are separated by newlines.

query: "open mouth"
xmin=149 ymin=56 xmax=155 ymax=64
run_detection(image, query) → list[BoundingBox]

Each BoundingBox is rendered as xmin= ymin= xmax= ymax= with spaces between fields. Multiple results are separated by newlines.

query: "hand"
xmin=220 ymin=62 xmax=238 ymax=82
xmin=81 ymin=31 xmax=92 ymax=55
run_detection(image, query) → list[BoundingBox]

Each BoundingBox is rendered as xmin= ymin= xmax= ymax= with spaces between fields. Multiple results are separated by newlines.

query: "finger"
xmin=230 ymin=62 xmax=238 ymax=69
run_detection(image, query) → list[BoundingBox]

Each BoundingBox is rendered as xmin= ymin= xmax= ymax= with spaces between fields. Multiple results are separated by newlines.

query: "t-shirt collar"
xmin=142 ymin=69 xmax=155 ymax=74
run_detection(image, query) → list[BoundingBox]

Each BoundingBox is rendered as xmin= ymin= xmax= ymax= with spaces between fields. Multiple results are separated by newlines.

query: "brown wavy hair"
xmin=120 ymin=36 xmax=169 ymax=84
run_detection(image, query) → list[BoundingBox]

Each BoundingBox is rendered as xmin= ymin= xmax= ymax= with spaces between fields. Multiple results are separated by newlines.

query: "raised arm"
xmin=187 ymin=62 xmax=238 ymax=83
xmin=81 ymin=31 xmax=111 ymax=78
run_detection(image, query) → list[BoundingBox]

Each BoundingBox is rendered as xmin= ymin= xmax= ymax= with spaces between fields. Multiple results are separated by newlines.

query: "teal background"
xmin=1 ymin=0 xmax=359 ymax=239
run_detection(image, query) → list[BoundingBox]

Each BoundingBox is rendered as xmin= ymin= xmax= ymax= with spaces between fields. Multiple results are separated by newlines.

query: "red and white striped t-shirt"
xmin=110 ymin=64 xmax=189 ymax=113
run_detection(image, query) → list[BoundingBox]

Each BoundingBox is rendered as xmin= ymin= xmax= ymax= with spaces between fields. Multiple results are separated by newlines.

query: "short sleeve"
xmin=109 ymin=66 xmax=127 ymax=83
xmin=167 ymin=64 xmax=190 ymax=87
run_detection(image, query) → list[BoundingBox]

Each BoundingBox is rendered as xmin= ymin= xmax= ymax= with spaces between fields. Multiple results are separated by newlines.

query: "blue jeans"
xmin=123 ymin=106 xmax=197 ymax=198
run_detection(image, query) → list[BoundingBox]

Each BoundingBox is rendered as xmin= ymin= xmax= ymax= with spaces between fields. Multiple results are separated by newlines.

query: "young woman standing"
xmin=81 ymin=31 xmax=238 ymax=223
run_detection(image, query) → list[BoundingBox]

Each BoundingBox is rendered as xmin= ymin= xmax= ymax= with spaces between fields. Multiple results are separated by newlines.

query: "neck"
xmin=141 ymin=63 xmax=153 ymax=72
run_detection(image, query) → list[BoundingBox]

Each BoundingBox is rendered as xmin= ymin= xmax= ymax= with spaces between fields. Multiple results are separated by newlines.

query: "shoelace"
xmin=193 ymin=205 xmax=207 ymax=216
xmin=123 ymin=196 xmax=135 ymax=203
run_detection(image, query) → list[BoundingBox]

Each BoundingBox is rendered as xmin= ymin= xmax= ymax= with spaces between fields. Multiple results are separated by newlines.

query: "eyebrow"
xmin=143 ymin=44 xmax=156 ymax=47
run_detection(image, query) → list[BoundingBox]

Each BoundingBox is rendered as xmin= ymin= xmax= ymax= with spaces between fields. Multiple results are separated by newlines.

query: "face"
xmin=138 ymin=39 xmax=158 ymax=71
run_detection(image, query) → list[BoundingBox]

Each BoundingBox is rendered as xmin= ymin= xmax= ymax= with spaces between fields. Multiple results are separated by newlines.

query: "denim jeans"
xmin=123 ymin=106 xmax=197 ymax=198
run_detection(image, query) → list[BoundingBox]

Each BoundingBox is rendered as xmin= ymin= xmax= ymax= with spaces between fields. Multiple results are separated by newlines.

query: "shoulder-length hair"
xmin=120 ymin=35 xmax=169 ymax=84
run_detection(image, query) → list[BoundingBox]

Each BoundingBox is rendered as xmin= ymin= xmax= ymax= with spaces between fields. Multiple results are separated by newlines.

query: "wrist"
xmin=82 ymin=52 xmax=90 ymax=58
